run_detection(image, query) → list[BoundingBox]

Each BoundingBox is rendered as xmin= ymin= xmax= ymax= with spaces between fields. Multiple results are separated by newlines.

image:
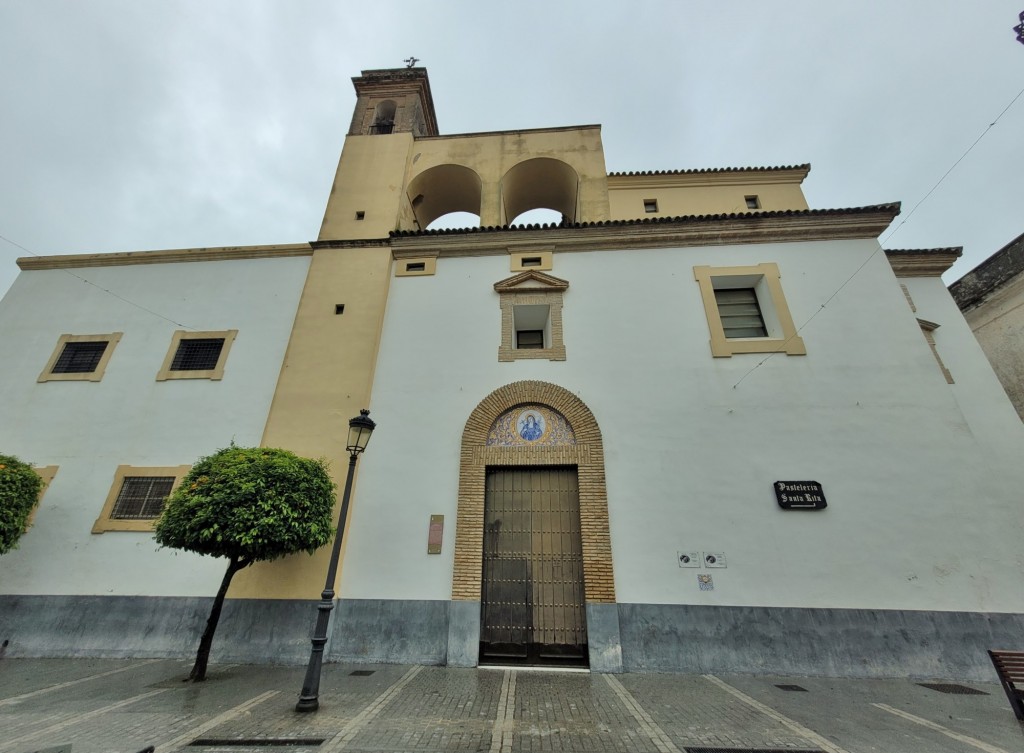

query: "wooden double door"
xmin=480 ymin=467 xmax=588 ymax=666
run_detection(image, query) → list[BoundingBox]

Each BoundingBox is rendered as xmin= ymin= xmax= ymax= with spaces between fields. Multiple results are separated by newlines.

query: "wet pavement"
xmin=1 ymin=658 xmax=1022 ymax=753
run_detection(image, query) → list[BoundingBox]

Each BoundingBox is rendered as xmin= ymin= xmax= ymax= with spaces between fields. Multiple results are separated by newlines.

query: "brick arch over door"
xmin=451 ymin=380 xmax=616 ymax=604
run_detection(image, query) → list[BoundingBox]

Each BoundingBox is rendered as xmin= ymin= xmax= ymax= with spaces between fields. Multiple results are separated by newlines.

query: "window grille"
xmin=714 ymin=288 xmax=768 ymax=338
xmin=111 ymin=476 xmax=174 ymax=520
xmin=52 ymin=341 xmax=108 ymax=373
xmin=170 ymin=338 xmax=224 ymax=371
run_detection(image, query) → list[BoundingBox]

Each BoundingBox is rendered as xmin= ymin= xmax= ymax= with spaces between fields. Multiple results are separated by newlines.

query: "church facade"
xmin=2 ymin=68 xmax=1022 ymax=679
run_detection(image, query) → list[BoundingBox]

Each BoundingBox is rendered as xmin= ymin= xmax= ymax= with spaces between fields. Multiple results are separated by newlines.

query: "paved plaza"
xmin=0 ymin=658 xmax=1022 ymax=753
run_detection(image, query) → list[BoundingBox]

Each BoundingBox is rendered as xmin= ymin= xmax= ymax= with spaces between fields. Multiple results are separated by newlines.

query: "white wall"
xmin=0 ymin=256 xmax=309 ymax=596
xmin=348 ymin=239 xmax=1024 ymax=613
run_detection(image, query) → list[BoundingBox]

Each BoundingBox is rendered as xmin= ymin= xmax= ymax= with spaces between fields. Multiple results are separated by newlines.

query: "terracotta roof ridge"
xmin=607 ymin=164 xmax=811 ymax=177
xmin=390 ymin=203 xmax=901 ymax=238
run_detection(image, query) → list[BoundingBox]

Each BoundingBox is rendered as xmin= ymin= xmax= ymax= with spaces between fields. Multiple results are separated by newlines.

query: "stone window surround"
xmin=38 ymin=332 xmax=123 ymax=383
xmin=92 ymin=464 xmax=191 ymax=533
xmin=693 ymin=262 xmax=806 ymax=358
xmin=496 ymin=271 xmax=568 ymax=362
xmin=157 ymin=329 xmax=238 ymax=381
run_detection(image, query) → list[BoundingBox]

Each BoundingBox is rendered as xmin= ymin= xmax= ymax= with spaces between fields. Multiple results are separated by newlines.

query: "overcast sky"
xmin=1 ymin=1 xmax=1022 ymax=303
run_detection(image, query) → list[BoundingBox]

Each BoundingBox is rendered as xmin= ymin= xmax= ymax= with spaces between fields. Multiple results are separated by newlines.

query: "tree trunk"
xmin=188 ymin=556 xmax=248 ymax=681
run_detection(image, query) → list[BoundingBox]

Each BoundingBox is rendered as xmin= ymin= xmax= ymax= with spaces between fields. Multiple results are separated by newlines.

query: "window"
xmin=157 ymin=330 xmax=237 ymax=381
xmin=495 ymin=271 xmax=568 ymax=361
xmin=93 ymin=465 xmax=190 ymax=533
xmin=510 ymin=250 xmax=553 ymax=272
xmin=394 ymin=256 xmax=437 ymax=277
xmin=714 ymin=288 xmax=768 ymax=338
xmin=644 ymin=199 xmax=659 ymax=213
xmin=745 ymin=195 xmax=760 ymax=210
xmin=693 ymin=263 xmax=805 ymax=357
xmin=38 ymin=333 xmax=122 ymax=382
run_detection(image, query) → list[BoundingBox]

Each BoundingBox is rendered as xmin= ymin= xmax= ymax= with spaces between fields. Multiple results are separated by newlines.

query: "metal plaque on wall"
xmin=427 ymin=514 xmax=444 ymax=554
xmin=774 ymin=481 xmax=826 ymax=509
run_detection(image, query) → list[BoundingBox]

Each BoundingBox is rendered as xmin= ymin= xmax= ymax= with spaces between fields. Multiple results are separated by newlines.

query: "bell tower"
xmin=319 ymin=68 xmax=439 ymax=241
xmin=348 ymin=68 xmax=439 ymax=138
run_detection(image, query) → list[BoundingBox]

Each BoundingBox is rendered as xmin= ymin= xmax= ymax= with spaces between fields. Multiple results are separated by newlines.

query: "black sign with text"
xmin=774 ymin=481 xmax=827 ymax=510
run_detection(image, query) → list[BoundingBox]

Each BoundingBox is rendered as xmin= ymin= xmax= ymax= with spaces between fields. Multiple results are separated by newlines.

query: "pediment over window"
xmin=493 ymin=270 xmax=569 ymax=293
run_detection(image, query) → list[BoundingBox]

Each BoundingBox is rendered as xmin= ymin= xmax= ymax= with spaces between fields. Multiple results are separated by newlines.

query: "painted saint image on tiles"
xmin=486 ymin=404 xmax=576 ymax=446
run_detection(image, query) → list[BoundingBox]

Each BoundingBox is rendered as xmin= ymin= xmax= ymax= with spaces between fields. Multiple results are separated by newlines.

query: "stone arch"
xmin=406 ymin=163 xmax=483 ymax=229
xmin=370 ymin=100 xmax=397 ymax=133
xmin=451 ymin=380 xmax=615 ymax=605
xmin=500 ymin=157 xmax=580 ymax=225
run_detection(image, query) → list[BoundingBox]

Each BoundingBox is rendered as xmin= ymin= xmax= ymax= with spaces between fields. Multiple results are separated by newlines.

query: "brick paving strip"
xmin=152 ymin=690 xmax=280 ymax=753
xmin=701 ymin=675 xmax=850 ymax=753
xmin=603 ymin=674 xmax=684 ymax=753
xmin=488 ymin=669 xmax=516 ymax=753
xmin=320 ymin=665 xmax=424 ymax=752
xmin=0 ymin=688 xmax=168 ymax=752
xmin=872 ymin=702 xmax=1012 ymax=753
xmin=0 ymin=659 xmax=164 ymax=707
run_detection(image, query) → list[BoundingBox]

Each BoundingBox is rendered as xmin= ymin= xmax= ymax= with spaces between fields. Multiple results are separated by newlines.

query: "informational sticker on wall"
xmin=703 ymin=551 xmax=727 ymax=568
xmin=677 ymin=550 xmax=700 ymax=568
xmin=698 ymin=574 xmax=714 ymax=591
xmin=427 ymin=514 xmax=444 ymax=554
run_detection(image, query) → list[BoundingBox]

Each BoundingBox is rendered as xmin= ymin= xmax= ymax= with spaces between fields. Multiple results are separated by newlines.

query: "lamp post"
xmin=296 ymin=408 xmax=376 ymax=713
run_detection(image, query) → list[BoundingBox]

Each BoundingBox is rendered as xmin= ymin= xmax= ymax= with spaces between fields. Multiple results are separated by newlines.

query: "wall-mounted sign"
xmin=427 ymin=514 xmax=444 ymax=554
xmin=703 ymin=551 xmax=727 ymax=568
xmin=677 ymin=550 xmax=700 ymax=568
xmin=698 ymin=574 xmax=714 ymax=591
xmin=774 ymin=481 xmax=827 ymax=510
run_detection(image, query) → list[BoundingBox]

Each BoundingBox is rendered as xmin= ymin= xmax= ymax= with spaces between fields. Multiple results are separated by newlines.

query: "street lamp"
xmin=296 ymin=409 xmax=376 ymax=712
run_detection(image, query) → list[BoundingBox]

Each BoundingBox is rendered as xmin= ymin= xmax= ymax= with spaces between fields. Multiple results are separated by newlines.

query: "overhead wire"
xmin=733 ymin=81 xmax=1024 ymax=389
xmin=0 ymin=233 xmax=197 ymax=331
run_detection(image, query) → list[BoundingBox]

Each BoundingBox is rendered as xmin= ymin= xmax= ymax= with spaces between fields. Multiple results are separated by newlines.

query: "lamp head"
xmin=346 ymin=409 xmax=376 ymax=455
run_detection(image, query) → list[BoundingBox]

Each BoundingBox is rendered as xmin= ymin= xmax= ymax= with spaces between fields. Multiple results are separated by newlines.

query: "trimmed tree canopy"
xmin=0 ymin=454 xmax=43 ymax=555
xmin=154 ymin=446 xmax=336 ymax=562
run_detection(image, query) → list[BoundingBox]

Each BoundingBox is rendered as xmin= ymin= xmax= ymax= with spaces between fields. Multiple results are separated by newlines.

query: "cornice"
xmin=607 ymin=166 xmax=811 ymax=189
xmin=17 ymin=243 xmax=314 ymax=271
xmin=391 ymin=205 xmax=901 ymax=258
xmin=884 ymin=248 xmax=962 ymax=278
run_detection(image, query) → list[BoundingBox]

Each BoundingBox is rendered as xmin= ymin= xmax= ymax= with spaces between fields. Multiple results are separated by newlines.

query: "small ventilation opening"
xmin=774 ymin=684 xmax=808 ymax=692
xmin=745 ymin=195 xmax=760 ymax=209
xmin=349 ymin=670 xmax=375 ymax=676
xmin=405 ymin=262 xmax=426 ymax=272
xmin=355 ymin=211 xmax=365 ymax=220
xmin=643 ymin=199 xmax=658 ymax=213
xmin=917 ymin=683 xmax=988 ymax=695
xmin=335 ymin=304 xmax=345 ymax=315
xmin=520 ymin=257 xmax=543 ymax=267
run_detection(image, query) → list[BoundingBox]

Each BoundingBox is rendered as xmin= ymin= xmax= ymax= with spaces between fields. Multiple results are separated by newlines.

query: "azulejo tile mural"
xmin=486 ymin=404 xmax=577 ymax=446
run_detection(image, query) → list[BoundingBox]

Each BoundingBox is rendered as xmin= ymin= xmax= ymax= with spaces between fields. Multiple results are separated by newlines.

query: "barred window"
xmin=170 ymin=338 xmax=224 ymax=371
xmin=52 ymin=341 xmax=108 ymax=373
xmin=93 ymin=465 xmax=190 ymax=533
xmin=157 ymin=330 xmax=237 ymax=381
xmin=39 ymin=333 xmax=123 ymax=383
xmin=111 ymin=476 xmax=175 ymax=520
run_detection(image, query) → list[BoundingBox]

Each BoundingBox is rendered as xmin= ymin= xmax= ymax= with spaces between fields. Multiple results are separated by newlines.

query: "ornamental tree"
xmin=155 ymin=446 xmax=336 ymax=681
xmin=0 ymin=454 xmax=43 ymax=556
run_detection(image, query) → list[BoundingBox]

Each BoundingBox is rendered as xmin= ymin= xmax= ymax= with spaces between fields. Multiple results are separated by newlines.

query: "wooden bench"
xmin=988 ymin=649 xmax=1024 ymax=720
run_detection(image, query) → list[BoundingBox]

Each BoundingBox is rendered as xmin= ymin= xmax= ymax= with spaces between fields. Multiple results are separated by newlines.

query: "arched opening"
xmin=406 ymin=164 xmax=483 ymax=230
xmin=509 ymin=208 xmax=564 ymax=227
xmin=450 ymin=381 xmax=617 ymax=669
xmin=427 ymin=211 xmax=481 ymax=231
xmin=500 ymin=158 xmax=579 ymax=226
xmin=370 ymin=100 xmax=396 ymax=134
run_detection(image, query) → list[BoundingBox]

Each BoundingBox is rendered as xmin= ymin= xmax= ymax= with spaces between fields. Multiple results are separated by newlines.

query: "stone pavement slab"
xmin=0 ymin=659 xmax=1022 ymax=753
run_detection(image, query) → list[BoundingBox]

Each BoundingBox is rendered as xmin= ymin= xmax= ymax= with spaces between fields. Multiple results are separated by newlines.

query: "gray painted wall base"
xmin=618 ymin=603 xmax=1024 ymax=680
xmin=0 ymin=595 xmax=319 ymax=663
xmin=329 ymin=598 xmax=448 ymax=665
xmin=447 ymin=600 xmax=481 ymax=667
xmin=586 ymin=602 xmax=623 ymax=673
